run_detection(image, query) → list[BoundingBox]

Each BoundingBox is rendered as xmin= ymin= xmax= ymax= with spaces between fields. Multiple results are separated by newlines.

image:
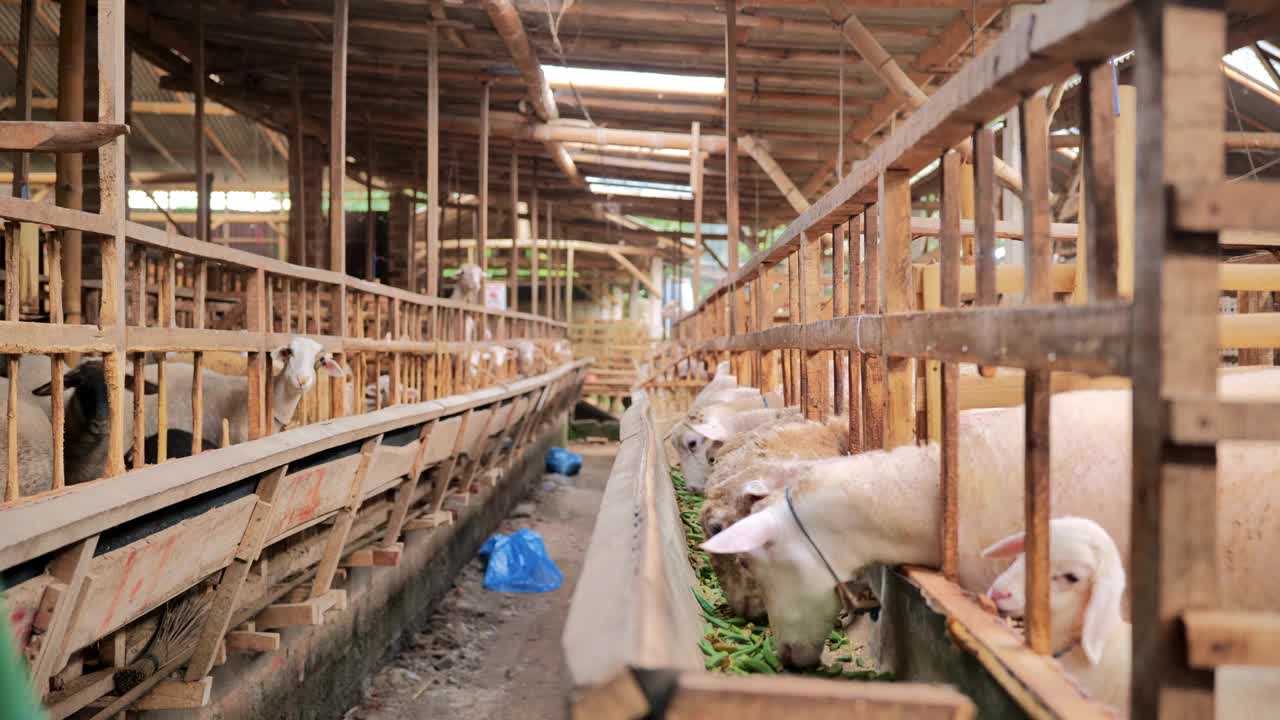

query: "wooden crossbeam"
xmin=312 ymin=436 xmax=382 ymax=598
xmin=1184 ymin=609 xmax=1280 ymax=669
xmin=607 ymin=250 xmax=660 ymax=296
xmin=185 ymin=464 xmax=288 ymax=681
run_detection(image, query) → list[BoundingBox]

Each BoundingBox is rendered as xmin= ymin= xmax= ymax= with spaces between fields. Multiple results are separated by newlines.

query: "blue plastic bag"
xmin=545 ymin=446 xmax=582 ymax=476
xmin=477 ymin=529 xmax=563 ymax=593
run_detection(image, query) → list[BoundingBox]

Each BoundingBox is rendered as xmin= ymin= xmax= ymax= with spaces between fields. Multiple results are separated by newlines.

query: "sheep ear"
xmin=982 ymin=531 xmax=1027 ymax=559
xmin=1082 ymin=560 xmax=1126 ymax=665
xmin=690 ymin=417 xmax=730 ymax=442
xmin=270 ymin=346 xmax=292 ymax=374
xmin=31 ymin=381 xmax=53 ymax=396
xmin=742 ymin=479 xmax=772 ymax=499
xmin=701 ymin=509 xmax=778 ymax=555
xmin=317 ymin=354 xmax=345 ymax=377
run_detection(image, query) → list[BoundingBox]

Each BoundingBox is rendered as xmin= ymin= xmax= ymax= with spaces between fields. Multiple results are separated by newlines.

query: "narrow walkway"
xmin=341 ymin=443 xmax=616 ymax=720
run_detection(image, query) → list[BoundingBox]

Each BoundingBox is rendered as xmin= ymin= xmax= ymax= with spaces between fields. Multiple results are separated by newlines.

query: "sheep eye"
xmin=1062 ymin=572 xmax=1080 ymax=584
xmin=687 ymin=439 xmax=698 ymax=451
xmin=708 ymin=522 xmax=724 ymax=536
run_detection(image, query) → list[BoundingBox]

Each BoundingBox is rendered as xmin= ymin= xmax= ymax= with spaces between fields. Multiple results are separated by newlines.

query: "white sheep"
xmin=702 ymin=379 xmax=1280 ymax=669
xmin=698 ymin=415 xmax=850 ymax=619
xmin=983 ymin=517 xmax=1130 ymax=713
xmin=452 ymin=262 xmax=486 ymax=305
xmin=674 ymin=404 xmax=797 ymax=492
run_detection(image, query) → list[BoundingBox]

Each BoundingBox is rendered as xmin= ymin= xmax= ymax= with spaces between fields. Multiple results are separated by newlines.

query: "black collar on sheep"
xmin=784 ymin=485 xmax=863 ymax=619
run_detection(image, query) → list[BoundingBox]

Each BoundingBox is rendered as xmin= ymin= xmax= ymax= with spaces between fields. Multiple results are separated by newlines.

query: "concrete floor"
xmin=339 ymin=443 xmax=616 ymax=720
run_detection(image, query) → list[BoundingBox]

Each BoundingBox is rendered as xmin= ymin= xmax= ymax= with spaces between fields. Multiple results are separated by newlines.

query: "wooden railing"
xmin=646 ymin=1 xmax=1280 ymax=717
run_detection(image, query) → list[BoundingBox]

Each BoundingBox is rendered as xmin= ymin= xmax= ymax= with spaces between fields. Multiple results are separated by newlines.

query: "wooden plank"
xmin=846 ymin=214 xmax=863 ymax=453
xmin=880 ymin=170 xmax=914 ymax=449
xmin=255 ymin=601 xmax=322 ymax=630
xmin=939 ymin=150 xmax=961 ymax=581
xmin=1169 ymin=397 xmax=1280 ymax=443
xmin=383 ymin=420 xmax=438 ymax=545
xmin=0 ymin=196 xmax=115 ymax=236
xmin=329 ymin=0 xmax=349 ymax=274
xmin=29 ymin=536 xmax=97 ymax=698
xmin=665 ymin=670 xmax=975 ymax=720
xmin=225 ymin=630 xmax=281 ymax=654
xmin=861 ymin=207 xmax=884 ymax=450
xmin=134 ymin=677 xmax=212 ymax=710
xmin=1080 ymin=61 xmax=1119 ymax=302
xmin=0 ymin=121 xmax=128 ymax=152
xmin=907 ymin=567 xmax=1114 ymax=719
xmin=311 ymin=434 xmax=381 ymax=598
xmin=184 ymin=464 xmax=288 ymax=681
xmin=1019 ymin=92 xmax=1053 ymax=658
xmin=403 ymin=510 xmax=453 ymax=532
xmin=1184 ymin=610 xmax=1280 ymax=669
xmin=1129 ymin=3 xmax=1223 ymax=717
xmin=45 ymin=669 xmax=114 ymax=720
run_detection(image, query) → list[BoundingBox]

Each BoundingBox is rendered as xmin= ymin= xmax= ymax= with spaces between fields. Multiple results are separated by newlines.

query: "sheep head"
xmin=983 ymin=516 xmax=1126 ymax=664
xmin=34 ymin=361 xmax=158 ymax=437
xmin=272 ymin=337 xmax=344 ymax=391
xmin=702 ymin=499 xmax=842 ymax=669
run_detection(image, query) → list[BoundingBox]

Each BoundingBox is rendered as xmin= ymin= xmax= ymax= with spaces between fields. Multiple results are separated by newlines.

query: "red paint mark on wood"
xmin=9 ymin=607 xmax=32 ymax=649
xmin=288 ymin=467 xmax=327 ymax=527
xmin=97 ymin=550 xmax=138 ymax=634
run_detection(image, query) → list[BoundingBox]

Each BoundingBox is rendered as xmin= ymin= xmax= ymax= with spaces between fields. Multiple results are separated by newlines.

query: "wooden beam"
xmin=427 ymin=23 xmax=440 ymax=296
xmin=479 ymin=81 xmax=490 ymax=274
xmin=330 ymin=0 xmax=349 ymax=273
xmin=312 ymin=435 xmax=381 ymax=598
xmin=608 ymin=249 xmax=661 ymax=296
xmin=880 ymin=169 xmax=913 ymax=449
xmin=203 ymin=124 xmax=247 ymax=181
xmin=11 ymin=0 xmax=33 ymax=198
xmin=939 ymin=150 xmax=961 ymax=580
xmin=185 ymin=465 xmax=287 ymax=681
xmin=691 ymin=121 xmax=704 ymax=301
xmin=194 ymin=0 xmax=208 ymax=242
xmin=739 ymin=134 xmax=808 ymax=213
xmin=724 ymin=0 xmax=740 ymax=276
xmin=1185 ymin=610 xmax=1280 ymax=669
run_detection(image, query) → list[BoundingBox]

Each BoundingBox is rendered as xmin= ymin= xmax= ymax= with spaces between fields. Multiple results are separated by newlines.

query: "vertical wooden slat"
xmin=1131 ymin=3 xmax=1222 ymax=718
xmin=879 ymin=172 xmax=913 ymax=449
xmin=191 ymin=260 xmax=207 ymax=455
xmin=1019 ymin=92 xmax=1053 ymax=657
xmin=531 ymin=173 xmax=540 ymax=316
xmin=365 ymin=133 xmax=376 ymax=280
xmin=800 ymin=233 xmax=826 ymax=420
xmin=939 ymin=150 xmax=962 ymax=581
xmin=831 ymin=222 xmax=847 ymax=417
xmin=724 ymin=0 xmax=739 ymax=285
xmin=12 ymin=0 xmax=33 ymax=199
xmin=5 ymin=351 xmax=18 ymax=501
xmin=131 ymin=248 xmax=146 ymax=469
xmin=291 ymin=66 xmax=307 ymax=266
xmin=847 ymin=214 xmax=863 ymax=454
xmin=246 ymin=270 xmax=267 ymax=440
xmin=1081 ymin=60 xmax=1120 ymax=303
xmin=99 ymin=0 xmax=128 ymax=480
xmin=426 ymin=23 xmax=440 ymax=297
xmin=509 ymin=146 xmax=519 ymax=306
xmin=329 ymin=0 xmax=349 ymax=276
xmin=478 ymin=82 xmax=490 ymax=275
xmin=566 ymin=246 xmax=575 ymax=325
xmin=194 ymin=0 xmax=208 ymax=243
xmin=58 ymin=0 xmax=85 ymax=329
xmin=973 ymin=127 xmax=998 ymax=378
xmin=312 ymin=435 xmax=382 ymax=598
xmin=691 ymin=121 xmax=703 ymax=303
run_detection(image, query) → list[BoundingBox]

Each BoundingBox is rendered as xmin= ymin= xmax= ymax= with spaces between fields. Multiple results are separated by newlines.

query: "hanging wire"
xmin=1227 ymin=78 xmax=1259 ymax=178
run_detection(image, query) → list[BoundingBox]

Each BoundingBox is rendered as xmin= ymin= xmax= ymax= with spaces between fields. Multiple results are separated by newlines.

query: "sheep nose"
xmin=988 ymin=589 xmax=1012 ymax=602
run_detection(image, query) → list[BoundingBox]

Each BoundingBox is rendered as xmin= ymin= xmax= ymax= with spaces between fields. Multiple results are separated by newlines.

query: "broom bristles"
xmin=112 ymin=592 xmax=211 ymax=694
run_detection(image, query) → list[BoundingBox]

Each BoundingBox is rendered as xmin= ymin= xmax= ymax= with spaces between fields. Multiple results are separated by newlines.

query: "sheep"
xmin=698 ymin=415 xmax=850 ymax=619
xmin=690 ymin=361 xmax=738 ymax=410
xmin=983 ymin=517 xmax=1130 ymax=713
xmin=452 ymin=262 xmax=486 ymax=305
xmin=674 ymin=404 xmax=799 ymax=492
xmin=702 ymin=378 xmax=1280 ymax=669
xmin=37 ymin=338 xmax=341 ymax=484
xmin=0 ymin=375 xmax=54 ymax=497
xmin=123 ymin=429 xmax=221 ymax=467
xmin=33 ymin=362 xmax=158 ymax=487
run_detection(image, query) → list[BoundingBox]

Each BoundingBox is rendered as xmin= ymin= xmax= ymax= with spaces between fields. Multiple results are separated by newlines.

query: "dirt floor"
xmin=339 ymin=442 xmax=616 ymax=720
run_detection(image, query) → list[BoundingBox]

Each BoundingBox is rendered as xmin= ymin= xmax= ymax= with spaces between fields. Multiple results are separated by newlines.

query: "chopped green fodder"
xmin=673 ymin=468 xmax=892 ymax=681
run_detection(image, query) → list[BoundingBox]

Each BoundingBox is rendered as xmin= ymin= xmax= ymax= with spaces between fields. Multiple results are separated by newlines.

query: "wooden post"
xmin=194 ymin=0 xmax=208 ymax=243
xmin=1130 ymin=3 xmax=1222 ymax=717
xmin=329 ymin=0 xmax=349 ymax=275
xmin=847 ymin=214 xmax=863 ymax=453
xmin=691 ymin=121 xmax=704 ymax=302
xmin=509 ymin=146 xmax=519 ymax=308
xmin=531 ymin=167 xmax=539 ymax=315
xmin=1081 ymin=61 xmax=1119 ymax=303
xmin=973 ymin=127 xmax=998 ymax=378
xmin=478 ymin=81 xmax=490 ymax=275
xmin=879 ymin=171 xmax=913 ymax=449
xmin=426 ymin=23 xmax=440 ymax=296
xmin=12 ymin=0 xmax=33 ymax=201
xmin=1019 ymin=93 xmax=1052 ymax=656
xmin=99 ymin=0 xmax=127 ymax=478
xmin=365 ymin=132 xmax=375 ymax=280
xmin=724 ymin=0 xmax=740 ymax=287
xmin=939 ymin=150 xmax=962 ymax=581
xmin=313 ymin=436 xmax=382 ymax=598
xmin=290 ymin=66 xmax=307 ymax=266
xmin=58 ymin=0 xmax=85 ymax=327
xmin=831 ymin=221 xmax=847 ymax=417
xmin=566 ymin=245 xmax=575 ymax=325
